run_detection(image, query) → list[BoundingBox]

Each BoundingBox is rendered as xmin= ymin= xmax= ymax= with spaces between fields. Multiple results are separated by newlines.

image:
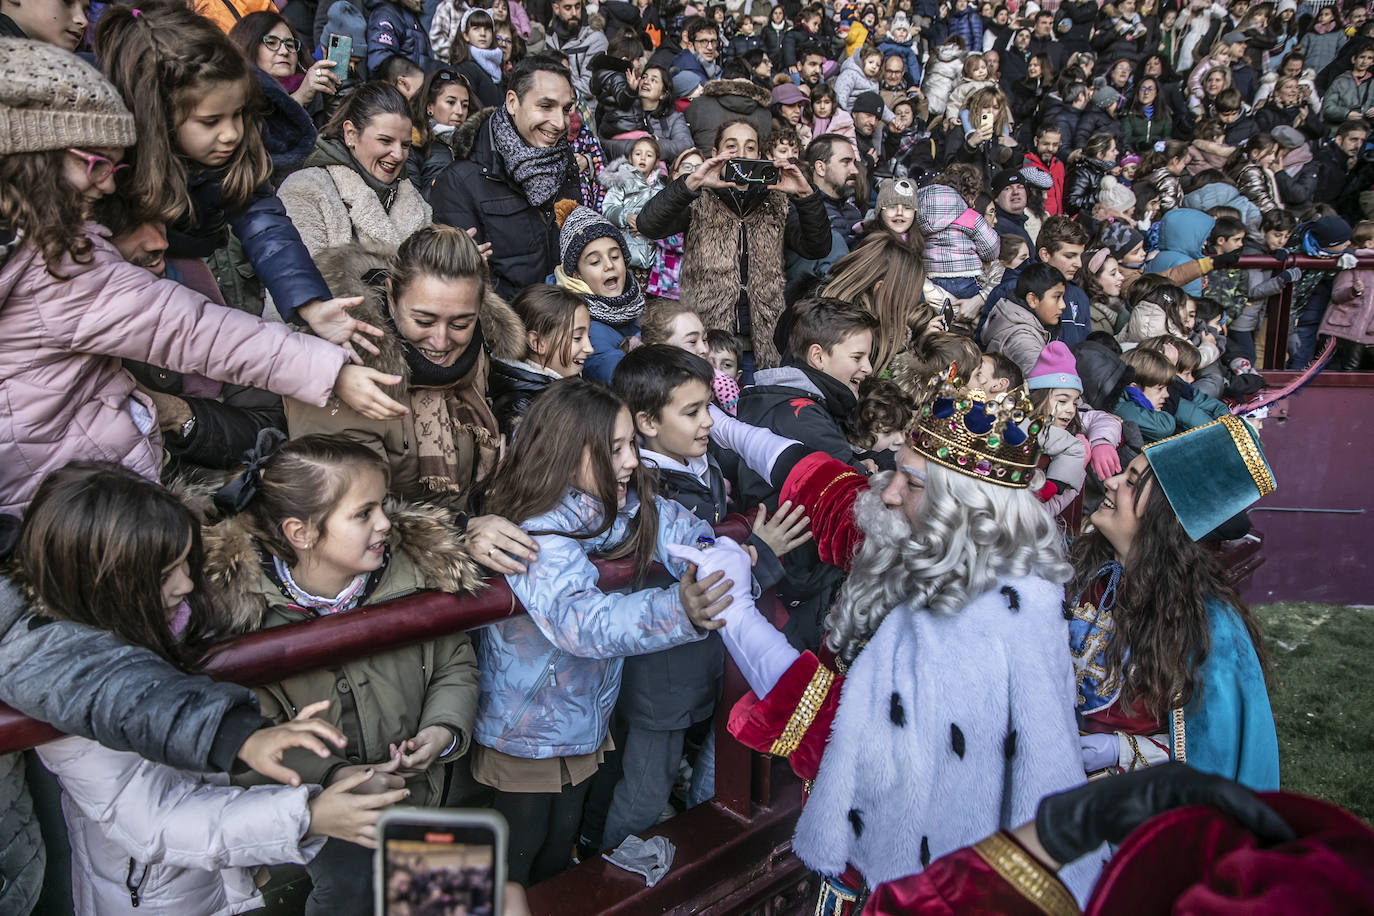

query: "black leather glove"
xmin=1035 ymin=763 xmax=1295 ymax=866
xmin=1211 ymin=249 xmax=1242 ymax=269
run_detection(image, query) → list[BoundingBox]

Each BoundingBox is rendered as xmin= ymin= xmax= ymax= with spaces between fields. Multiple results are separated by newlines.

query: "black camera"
xmin=722 ymin=158 xmax=780 ymax=185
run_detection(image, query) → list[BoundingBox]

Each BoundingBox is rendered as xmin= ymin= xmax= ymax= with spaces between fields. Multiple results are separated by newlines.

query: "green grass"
xmin=1255 ymin=603 xmax=1374 ymax=822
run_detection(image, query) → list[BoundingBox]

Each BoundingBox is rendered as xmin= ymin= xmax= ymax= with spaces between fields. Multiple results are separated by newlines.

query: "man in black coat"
xmin=429 ymin=56 xmax=583 ymax=299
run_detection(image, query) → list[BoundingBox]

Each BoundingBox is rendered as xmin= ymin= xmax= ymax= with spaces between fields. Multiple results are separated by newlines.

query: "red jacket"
xmin=1024 ymin=151 xmax=1067 ymax=217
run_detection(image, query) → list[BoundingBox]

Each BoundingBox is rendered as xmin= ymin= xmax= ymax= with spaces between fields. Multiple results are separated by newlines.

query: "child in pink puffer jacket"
xmin=0 ymin=40 xmax=404 ymax=515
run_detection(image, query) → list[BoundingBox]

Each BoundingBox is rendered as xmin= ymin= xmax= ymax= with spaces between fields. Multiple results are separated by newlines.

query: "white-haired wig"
xmin=824 ymin=464 xmax=1072 ymax=667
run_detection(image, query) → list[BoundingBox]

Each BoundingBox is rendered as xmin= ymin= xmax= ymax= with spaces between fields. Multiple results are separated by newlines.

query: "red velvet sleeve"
xmin=727 ymin=650 xmax=842 ymax=783
xmin=779 ymin=452 xmax=869 ymax=571
xmin=863 ymin=833 xmax=1079 ymax=916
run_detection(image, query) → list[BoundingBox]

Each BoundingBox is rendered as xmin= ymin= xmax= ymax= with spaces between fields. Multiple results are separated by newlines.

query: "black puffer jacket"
xmin=590 ymin=52 xmax=649 ymax=138
xmin=1071 ymin=338 xmax=1132 ymax=410
xmin=487 ymin=358 xmax=556 ymax=438
xmin=428 ymin=108 xmax=582 ymax=299
xmin=1064 ymin=155 xmax=1115 ymax=216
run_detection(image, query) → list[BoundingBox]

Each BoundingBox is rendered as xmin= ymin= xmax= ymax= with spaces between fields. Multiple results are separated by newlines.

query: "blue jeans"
xmin=585 ymin=318 xmax=639 ymax=383
xmin=930 ymin=275 xmax=982 ymax=299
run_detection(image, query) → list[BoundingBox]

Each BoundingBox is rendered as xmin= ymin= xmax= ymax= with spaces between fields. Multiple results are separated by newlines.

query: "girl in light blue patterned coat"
xmin=472 ymin=378 xmax=733 ymax=885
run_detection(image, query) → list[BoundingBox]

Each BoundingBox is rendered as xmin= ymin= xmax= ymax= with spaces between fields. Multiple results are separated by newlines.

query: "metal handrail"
xmin=1230 ymin=253 xmax=1374 ymax=371
xmin=0 ymin=516 xmax=754 ymax=755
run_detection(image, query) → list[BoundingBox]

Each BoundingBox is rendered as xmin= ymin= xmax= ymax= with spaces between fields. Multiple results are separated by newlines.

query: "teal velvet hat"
xmin=1143 ymin=415 xmax=1276 ymax=541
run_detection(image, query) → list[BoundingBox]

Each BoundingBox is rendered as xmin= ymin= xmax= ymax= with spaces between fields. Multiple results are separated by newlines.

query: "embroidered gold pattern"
xmin=1171 ymin=705 xmax=1187 ymax=763
xmin=771 ymin=666 xmax=835 ymax=758
xmin=1068 ymin=601 xmax=1122 ymax=707
xmin=972 ymin=832 xmax=1080 ymax=916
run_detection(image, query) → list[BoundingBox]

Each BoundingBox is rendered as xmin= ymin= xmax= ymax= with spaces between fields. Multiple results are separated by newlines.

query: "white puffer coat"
xmin=37 ymin=736 xmax=324 ymax=915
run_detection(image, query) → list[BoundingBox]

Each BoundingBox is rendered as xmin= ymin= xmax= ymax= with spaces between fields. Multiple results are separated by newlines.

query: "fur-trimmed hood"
xmin=310 ymin=241 xmax=526 ymax=387
xmin=700 ymin=77 xmax=773 ymax=107
xmin=451 ymin=107 xmax=495 ymax=162
xmin=202 ymin=499 xmax=483 ymax=633
xmin=596 ymin=157 xmax=662 ymax=191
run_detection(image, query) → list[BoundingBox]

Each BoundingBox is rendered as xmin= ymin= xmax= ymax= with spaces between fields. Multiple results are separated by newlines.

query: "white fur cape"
xmin=792 ymin=575 xmax=1103 ymax=904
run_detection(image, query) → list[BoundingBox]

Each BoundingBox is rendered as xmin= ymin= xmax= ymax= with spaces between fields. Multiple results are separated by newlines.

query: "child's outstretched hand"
xmin=298 ymin=296 xmax=384 ymax=360
xmin=237 ymin=700 xmax=347 ymax=787
xmin=308 ymin=766 xmax=410 ymax=849
xmin=390 ymin=725 xmax=455 ymax=777
xmin=330 ymin=753 xmax=405 ymax=795
xmin=333 ymin=365 xmax=409 ymax=420
xmin=752 ymin=501 xmax=812 ymax=558
xmin=677 ymin=564 xmax=731 ymax=631
xmin=1090 ymin=443 xmax=1122 ymax=480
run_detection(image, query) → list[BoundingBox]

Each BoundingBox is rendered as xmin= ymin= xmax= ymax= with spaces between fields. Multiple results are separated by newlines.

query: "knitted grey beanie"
xmin=0 ymin=39 xmax=137 ymax=155
xmin=559 ymin=204 xmax=627 ymax=276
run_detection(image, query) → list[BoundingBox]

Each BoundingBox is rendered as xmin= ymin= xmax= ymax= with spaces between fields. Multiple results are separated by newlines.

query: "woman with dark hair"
xmin=1065 ymin=132 xmax=1119 ymax=216
xmin=1007 ymin=51 xmax=1054 ymax=127
xmin=1120 ymin=76 xmax=1173 ymax=151
xmin=1069 ymin=419 xmax=1279 ymax=790
xmin=602 ymin=64 xmax=694 ymax=161
xmin=409 ymin=68 xmax=474 ymax=190
xmin=227 ymin=11 xmax=336 ymax=181
xmin=280 ymin=82 xmax=432 ymax=257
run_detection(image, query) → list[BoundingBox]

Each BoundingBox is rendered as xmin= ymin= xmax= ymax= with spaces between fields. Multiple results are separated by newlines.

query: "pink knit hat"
xmin=1026 ymin=342 xmax=1083 ymax=391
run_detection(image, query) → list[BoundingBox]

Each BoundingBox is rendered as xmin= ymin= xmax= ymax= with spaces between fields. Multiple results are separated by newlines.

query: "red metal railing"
xmin=1232 ymin=253 xmax=1374 ymax=376
xmin=0 ymin=517 xmax=754 ymax=756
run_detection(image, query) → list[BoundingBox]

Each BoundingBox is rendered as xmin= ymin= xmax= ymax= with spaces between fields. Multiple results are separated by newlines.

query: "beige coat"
xmin=278 ymin=164 xmax=433 ymax=256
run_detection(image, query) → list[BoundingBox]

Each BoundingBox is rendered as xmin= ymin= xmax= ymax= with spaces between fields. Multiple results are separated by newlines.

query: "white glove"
xmin=666 ymin=537 xmax=799 ymax=696
xmin=1337 ymin=251 xmax=1359 ymax=271
xmin=1080 ymin=732 xmax=1121 ymax=772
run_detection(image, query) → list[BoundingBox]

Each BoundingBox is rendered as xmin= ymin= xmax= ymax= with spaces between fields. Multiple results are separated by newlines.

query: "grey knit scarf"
xmin=489 ymin=104 xmax=572 ymax=208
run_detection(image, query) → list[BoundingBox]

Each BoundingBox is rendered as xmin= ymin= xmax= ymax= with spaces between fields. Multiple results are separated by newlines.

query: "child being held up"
xmin=595 ymin=346 xmax=811 ymax=850
xmin=599 ymin=137 xmax=666 ymax=273
xmin=983 ymin=262 xmax=1068 ymax=376
xmin=843 ymin=377 xmax=912 ymax=473
xmin=1139 ymin=334 xmax=1230 ymax=430
xmin=1025 ymin=342 xmax=1121 ymax=515
xmin=1113 ymin=346 xmax=1180 ymax=443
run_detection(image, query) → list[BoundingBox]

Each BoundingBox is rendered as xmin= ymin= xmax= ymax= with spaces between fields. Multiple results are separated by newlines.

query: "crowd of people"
xmin=1 ymin=0 xmax=1374 ymax=912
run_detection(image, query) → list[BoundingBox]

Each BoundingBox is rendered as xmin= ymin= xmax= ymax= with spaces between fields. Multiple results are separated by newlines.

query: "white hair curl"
xmin=824 ymin=464 xmax=1072 ymax=667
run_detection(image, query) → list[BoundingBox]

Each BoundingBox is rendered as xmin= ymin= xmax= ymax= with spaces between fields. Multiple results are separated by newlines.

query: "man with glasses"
xmin=877 ymin=54 xmax=915 ymax=112
xmin=673 ymin=15 xmax=723 ymax=83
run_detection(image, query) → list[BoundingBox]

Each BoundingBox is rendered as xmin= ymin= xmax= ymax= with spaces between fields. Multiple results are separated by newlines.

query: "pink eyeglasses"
xmin=66 ymin=148 xmax=129 ymax=184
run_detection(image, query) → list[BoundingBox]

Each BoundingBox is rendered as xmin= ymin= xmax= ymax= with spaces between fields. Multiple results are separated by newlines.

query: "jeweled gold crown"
xmin=908 ymin=372 xmax=1043 ymax=488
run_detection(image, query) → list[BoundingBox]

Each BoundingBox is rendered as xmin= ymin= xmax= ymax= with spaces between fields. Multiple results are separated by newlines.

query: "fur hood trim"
xmin=701 ymin=78 xmax=773 ymax=106
xmin=597 ymin=158 xmax=660 ymax=189
xmin=202 ymin=500 xmax=484 ymax=633
xmin=452 ymin=107 xmax=496 ymax=161
xmin=312 ymin=241 xmax=527 ymax=385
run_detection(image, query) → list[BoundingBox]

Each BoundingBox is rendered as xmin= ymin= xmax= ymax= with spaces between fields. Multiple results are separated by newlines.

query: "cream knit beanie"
xmin=0 ymin=38 xmax=137 ymax=155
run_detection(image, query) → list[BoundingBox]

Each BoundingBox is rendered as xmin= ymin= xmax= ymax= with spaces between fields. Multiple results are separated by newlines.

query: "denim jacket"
xmin=473 ymin=489 xmax=712 ymax=758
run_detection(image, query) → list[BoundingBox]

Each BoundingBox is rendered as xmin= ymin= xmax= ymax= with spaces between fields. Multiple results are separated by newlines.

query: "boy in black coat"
xmin=591 ymin=346 xmax=809 ymax=850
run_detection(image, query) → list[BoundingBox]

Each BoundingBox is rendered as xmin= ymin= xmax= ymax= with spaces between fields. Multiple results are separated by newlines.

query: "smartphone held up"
xmin=377 ymin=809 xmax=507 ymax=916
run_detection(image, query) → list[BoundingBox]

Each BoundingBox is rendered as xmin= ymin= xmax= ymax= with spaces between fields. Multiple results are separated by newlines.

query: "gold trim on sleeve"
xmin=770 ymin=665 xmax=836 ymax=758
xmin=972 ymin=832 xmax=1081 ymax=916
xmin=1171 ymin=706 xmax=1187 ymax=763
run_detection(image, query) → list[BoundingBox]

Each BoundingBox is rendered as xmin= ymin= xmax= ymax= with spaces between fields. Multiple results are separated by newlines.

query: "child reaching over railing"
xmin=11 ymin=463 xmax=407 ymax=916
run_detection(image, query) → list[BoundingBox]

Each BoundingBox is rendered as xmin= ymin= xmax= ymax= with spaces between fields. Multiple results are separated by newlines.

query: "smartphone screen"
xmin=382 ymin=823 xmax=499 ymax=916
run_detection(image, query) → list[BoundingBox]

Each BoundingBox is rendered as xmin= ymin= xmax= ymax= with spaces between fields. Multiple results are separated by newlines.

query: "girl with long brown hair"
xmin=94 ymin=0 xmax=378 ymax=352
xmin=1068 ymin=426 xmax=1278 ymax=790
xmin=13 ymin=462 xmax=405 ymax=915
xmin=820 ymin=230 xmax=932 ymax=374
xmin=472 ymin=378 xmax=731 ymax=886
